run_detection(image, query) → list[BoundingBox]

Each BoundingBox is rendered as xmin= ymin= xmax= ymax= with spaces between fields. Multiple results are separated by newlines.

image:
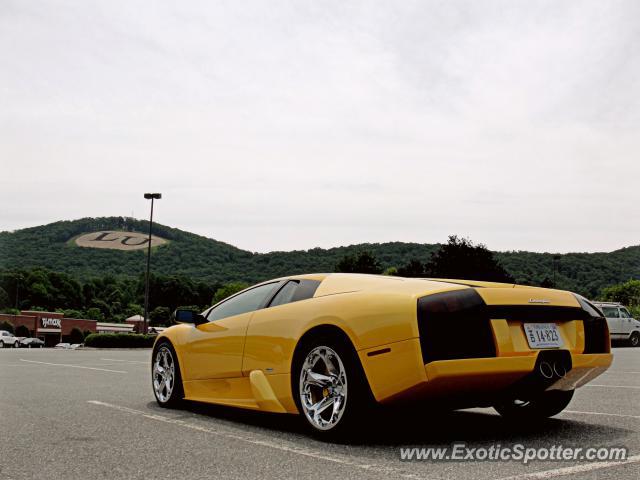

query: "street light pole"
xmin=143 ymin=193 xmax=162 ymax=335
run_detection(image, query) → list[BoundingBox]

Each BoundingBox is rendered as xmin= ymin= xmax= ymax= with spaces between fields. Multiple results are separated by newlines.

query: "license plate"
xmin=524 ymin=323 xmax=563 ymax=349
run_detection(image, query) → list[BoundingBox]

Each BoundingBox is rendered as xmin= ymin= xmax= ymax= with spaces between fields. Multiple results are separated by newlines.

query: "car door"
xmin=601 ymin=306 xmax=621 ymax=336
xmin=180 ymin=282 xmax=280 ymax=380
xmin=242 ymin=279 xmax=322 ymax=375
xmin=619 ymin=307 xmax=634 ymax=335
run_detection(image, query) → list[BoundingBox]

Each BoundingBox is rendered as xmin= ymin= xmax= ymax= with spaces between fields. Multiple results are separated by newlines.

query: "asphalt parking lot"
xmin=0 ymin=348 xmax=638 ymax=480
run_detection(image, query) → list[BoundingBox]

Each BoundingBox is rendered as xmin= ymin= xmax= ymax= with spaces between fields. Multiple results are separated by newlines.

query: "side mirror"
xmin=173 ymin=309 xmax=208 ymax=325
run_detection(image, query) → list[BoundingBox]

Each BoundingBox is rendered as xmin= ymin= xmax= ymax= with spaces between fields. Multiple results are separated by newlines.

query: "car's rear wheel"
xmin=629 ymin=332 xmax=639 ymax=347
xmin=152 ymin=341 xmax=184 ymax=408
xmin=494 ymin=390 xmax=574 ymax=420
xmin=14 ymin=341 xmax=19 ymax=348
xmin=293 ymin=335 xmax=372 ymax=438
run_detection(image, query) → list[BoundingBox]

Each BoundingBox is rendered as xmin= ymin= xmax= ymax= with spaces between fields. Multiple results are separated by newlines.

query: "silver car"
xmin=0 ymin=330 xmax=20 ymax=348
xmin=593 ymin=302 xmax=640 ymax=347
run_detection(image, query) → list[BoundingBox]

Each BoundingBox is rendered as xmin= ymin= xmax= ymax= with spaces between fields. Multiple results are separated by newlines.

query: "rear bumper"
xmin=423 ymin=352 xmax=612 ymax=394
xmin=359 ymin=337 xmax=612 ymax=405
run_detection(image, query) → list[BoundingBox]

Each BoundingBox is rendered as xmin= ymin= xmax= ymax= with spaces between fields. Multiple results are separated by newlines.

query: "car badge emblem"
xmin=528 ymin=298 xmax=551 ymax=304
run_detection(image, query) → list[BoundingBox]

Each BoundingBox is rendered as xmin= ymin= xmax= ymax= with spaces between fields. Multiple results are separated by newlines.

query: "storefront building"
xmin=0 ymin=311 xmax=97 ymax=347
xmin=0 ymin=311 xmax=165 ymax=346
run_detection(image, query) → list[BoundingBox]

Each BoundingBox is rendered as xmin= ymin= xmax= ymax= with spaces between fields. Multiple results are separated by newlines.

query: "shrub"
xmin=0 ymin=320 xmax=14 ymax=334
xmin=84 ymin=333 xmax=156 ymax=348
xmin=15 ymin=325 xmax=30 ymax=337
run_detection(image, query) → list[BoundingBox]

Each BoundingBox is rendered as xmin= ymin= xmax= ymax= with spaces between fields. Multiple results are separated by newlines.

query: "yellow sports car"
xmin=151 ymin=273 xmax=612 ymax=436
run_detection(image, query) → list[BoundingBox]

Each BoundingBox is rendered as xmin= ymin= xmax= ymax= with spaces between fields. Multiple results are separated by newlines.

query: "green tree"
xmin=0 ymin=320 xmax=14 ymax=334
xmin=335 ymin=251 xmax=383 ymax=274
xmin=84 ymin=307 xmax=104 ymax=321
xmin=0 ymin=287 xmax=10 ymax=309
xmin=213 ymin=282 xmax=249 ymax=304
xmin=397 ymin=259 xmax=427 ymax=278
xmin=149 ymin=306 xmax=171 ymax=326
xmin=601 ymin=280 xmax=640 ymax=315
xmin=425 ymin=236 xmax=514 ymax=283
xmin=58 ymin=309 xmax=84 ymax=319
xmin=125 ymin=303 xmax=144 ymax=318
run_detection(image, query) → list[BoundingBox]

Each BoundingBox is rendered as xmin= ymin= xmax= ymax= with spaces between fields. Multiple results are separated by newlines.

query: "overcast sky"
xmin=1 ymin=1 xmax=638 ymax=253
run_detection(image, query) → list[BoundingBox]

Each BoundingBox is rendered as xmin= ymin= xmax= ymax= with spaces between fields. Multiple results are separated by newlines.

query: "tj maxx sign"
xmin=40 ymin=317 xmax=62 ymax=331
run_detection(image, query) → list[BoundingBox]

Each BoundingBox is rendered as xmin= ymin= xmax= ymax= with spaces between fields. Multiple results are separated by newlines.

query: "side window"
xmin=620 ymin=308 xmax=631 ymax=318
xmin=208 ymin=282 xmax=278 ymax=322
xmin=269 ymin=281 xmax=300 ymax=307
xmin=601 ymin=307 xmax=619 ymax=318
xmin=268 ymin=279 xmax=321 ymax=308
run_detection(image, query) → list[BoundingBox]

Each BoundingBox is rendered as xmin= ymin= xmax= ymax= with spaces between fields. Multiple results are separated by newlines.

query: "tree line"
xmin=1 ymin=216 xmax=638 ymax=298
xmin=1 ymin=236 xmax=636 ymax=325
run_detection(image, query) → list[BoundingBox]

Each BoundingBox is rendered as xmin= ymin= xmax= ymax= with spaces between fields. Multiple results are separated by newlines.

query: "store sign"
xmin=74 ymin=231 xmax=167 ymax=251
xmin=41 ymin=317 xmax=61 ymax=329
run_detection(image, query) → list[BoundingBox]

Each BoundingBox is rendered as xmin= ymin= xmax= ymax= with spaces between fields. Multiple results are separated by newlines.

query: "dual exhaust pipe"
xmin=504 ymin=351 xmax=572 ymax=401
xmin=538 ymin=359 xmax=568 ymax=380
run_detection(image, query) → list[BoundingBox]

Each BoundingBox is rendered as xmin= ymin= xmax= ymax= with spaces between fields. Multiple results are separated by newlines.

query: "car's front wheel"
xmin=494 ymin=390 xmax=574 ymax=420
xmin=151 ymin=341 xmax=184 ymax=408
xmin=14 ymin=341 xmax=19 ymax=348
xmin=629 ymin=332 xmax=639 ymax=347
xmin=293 ymin=336 xmax=372 ymax=438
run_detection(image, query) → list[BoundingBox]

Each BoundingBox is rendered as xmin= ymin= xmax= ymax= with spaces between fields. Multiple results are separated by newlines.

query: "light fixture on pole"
xmin=143 ymin=193 xmax=162 ymax=335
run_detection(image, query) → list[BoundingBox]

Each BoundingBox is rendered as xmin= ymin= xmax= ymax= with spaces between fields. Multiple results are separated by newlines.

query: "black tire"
xmin=0 ymin=341 xmax=4 ymax=349
xmin=494 ymin=390 xmax=574 ymax=420
xmin=14 ymin=341 xmax=19 ymax=348
xmin=629 ymin=332 xmax=639 ymax=347
xmin=151 ymin=340 xmax=184 ymax=408
xmin=292 ymin=333 xmax=374 ymax=439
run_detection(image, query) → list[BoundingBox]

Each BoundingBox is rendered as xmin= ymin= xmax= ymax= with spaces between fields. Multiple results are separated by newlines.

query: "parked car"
xmin=593 ymin=302 xmax=640 ymax=347
xmin=152 ymin=273 xmax=612 ymax=437
xmin=20 ymin=337 xmax=45 ymax=348
xmin=0 ymin=330 xmax=20 ymax=348
xmin=70 ymin=343 xmax=84 ymax=349
xmin=54 ymin=342 xmax=72 ymax=349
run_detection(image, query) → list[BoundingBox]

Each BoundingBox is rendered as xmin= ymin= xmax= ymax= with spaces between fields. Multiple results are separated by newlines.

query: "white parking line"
xmin=497 ymin=454 xmax=640 ymax=479
xmin=584 ymin=384 xmax=640 ymax=390
xmin=563 ymin=410 xmax=640 ymax=420
xmin=20 ymin=359 xmax=127 ymax=373
xmin=87 ymin=400 xmax=422 ymax=479
xmin=100 ymin=358 xmax=148 ymax=364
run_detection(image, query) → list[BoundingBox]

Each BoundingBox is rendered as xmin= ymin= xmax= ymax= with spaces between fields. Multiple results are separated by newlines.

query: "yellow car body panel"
xmin=156 ymin=273 xmax=612 ymax=415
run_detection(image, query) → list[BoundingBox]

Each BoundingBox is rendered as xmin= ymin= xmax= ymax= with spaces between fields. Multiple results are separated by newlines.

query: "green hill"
xmin=0 ymin=217 xmax=638 ymax=297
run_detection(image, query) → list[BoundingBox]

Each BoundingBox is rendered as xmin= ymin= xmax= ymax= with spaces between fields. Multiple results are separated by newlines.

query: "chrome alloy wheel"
xmin=299 ymin=346 xmax=348 ymax=431
xmin=153 ymin=346 xmax=175 ymax=403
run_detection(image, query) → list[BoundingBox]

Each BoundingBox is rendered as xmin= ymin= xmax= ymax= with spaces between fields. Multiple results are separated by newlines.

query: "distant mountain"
xmin=0 ymin=217 xmax=638 ymax=297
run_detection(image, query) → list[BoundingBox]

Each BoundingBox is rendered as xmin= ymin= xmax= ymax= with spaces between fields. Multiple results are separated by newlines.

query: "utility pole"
xmin=143 ymin=193 xmax=162 ymax=335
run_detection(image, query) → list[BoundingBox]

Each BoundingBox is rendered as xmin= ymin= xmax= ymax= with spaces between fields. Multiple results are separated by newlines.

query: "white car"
xmin=594 ymin=302 xmax=640 ymax=347
xmin=0 ymin=330 xmax=20 ymax=348
xmin=54 ymin=342 xmax=72 ymax=349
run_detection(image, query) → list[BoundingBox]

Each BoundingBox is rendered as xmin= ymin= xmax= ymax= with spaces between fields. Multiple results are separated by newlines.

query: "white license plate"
xmin=524 ymin=323 xmax=563 ymax=349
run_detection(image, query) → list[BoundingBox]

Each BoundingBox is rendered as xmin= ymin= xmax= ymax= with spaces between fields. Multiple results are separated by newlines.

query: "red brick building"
xmin=0 ymin=311 xmax=97 ymax=347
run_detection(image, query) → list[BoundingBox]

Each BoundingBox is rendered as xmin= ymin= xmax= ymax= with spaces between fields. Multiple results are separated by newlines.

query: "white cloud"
xmin=1 ymin=0 xmax=638 ymax=253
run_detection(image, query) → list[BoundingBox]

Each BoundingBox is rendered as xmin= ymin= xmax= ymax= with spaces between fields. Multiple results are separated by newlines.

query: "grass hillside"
xmin=0 ymin=217 xmax=638 ymax=297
